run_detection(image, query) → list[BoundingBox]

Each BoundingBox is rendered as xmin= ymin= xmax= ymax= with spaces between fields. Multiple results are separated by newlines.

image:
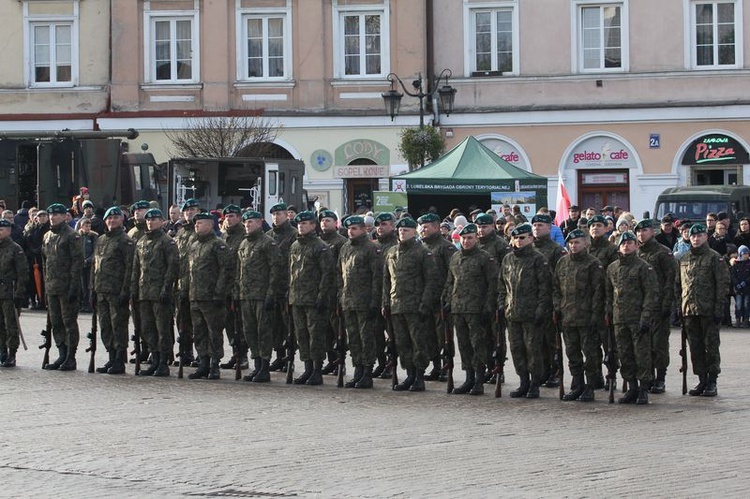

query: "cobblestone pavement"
xmin=1 ymin=309 xmax=749 ymax=498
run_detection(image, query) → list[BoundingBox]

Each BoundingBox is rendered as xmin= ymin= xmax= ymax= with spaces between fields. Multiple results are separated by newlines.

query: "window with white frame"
xmin=575 ymin=2 xmax=626 ymax=71
xmin=334 ymin=2 xmax=388 ymax=78
xmin=471 ymin=8 xmax=515 ymax=74
xmin=690 ymin=1 xmax=740 ymax=68
xmin=30 ymin=22 xmax=74 ymax=85
xmin=241 ymin=14 xmax=289 ymax=79
xmin=147 ymin=15 xmax=198 ymax=83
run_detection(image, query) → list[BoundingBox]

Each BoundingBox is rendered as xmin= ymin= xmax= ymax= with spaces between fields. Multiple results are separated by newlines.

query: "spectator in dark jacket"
xmin=655 ymin=214 xmax=678 ymax=250
xmin=709 ymin=220 xmax=733 ymax=255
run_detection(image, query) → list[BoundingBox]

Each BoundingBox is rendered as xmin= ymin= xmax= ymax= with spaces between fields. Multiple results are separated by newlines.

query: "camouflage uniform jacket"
xmin=91 ymin=226 xmax=135 ymax=297
xmin=288 ymin=232 xmax=334 ymax=307
xmin=175 ymin=222 xmax=196 ymax=293
xmin=637 ymin=237 xmax=677 ymax=316
xmin=590 ymin=236 xmax=618 ymax=268
xmin=533 ymin=234 xmax=567 ymax=271
xmin=376 ymin=231 xmax=398 ymax=252
xmin=127 ymin=220 xmax=147 ymax=243
xmin=0 ymin=237 xmax=29 ymax=299
xmin=382 ymin=238 xmax=439 ymax=314
xmin=478 ymin=230 xmax=510 ymax=269
xmin=675 ymin=243 xmax=730 ymax=318
xmin=421 ymin=232 xmax=457 ymax=306
xmin=222 ymin=222 xmax=245 ymax=299
xmin=497 ymin=244 xmax=551 ymax=322
xmin=267 ymin=221 xmax=297 ymax=298
xmin=188 ymin=232 xmax=231 ymax=301
xmin=442 ymin=246 xmax=497 ymax=314
xmin=237 ymin=230 xmax=280 ymax=301
xmin=338 ymin=233 xmax=383 ymax=312
xmin=606 ymin=252 xmax=659 ymax=325
xmin=42 ymin=222 xmax=84 ymax=296
xmin=131 ymin=229 xmax=178 ymax=301
xmin=553 ymin=250 xmax=604 ymax=327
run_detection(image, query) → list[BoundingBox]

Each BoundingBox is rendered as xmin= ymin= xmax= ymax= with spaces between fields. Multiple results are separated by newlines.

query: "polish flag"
xmin=554 ymin=173 xmax=571 ymax=226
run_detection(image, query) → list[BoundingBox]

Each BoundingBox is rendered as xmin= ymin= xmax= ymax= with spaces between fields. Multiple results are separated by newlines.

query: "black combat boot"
xmin=425 ymin=357 xmax=441 ymax=381
xmin=544 ymin=369 xmax=560 ymax=388
xmin=306 ymin=360 xmax=324 ymax=385
xmin=244 ymin=358 xmax=261 ymax=381
xmin=321 ymin=353 xmax=338 ymax=375
xmin=253 ymin=358 xmax=271 ymax=383
xmin=45 ymin=345 xmax=68 ymax=370
xmin=636 ymin=382 xmax=649 ymax=405
xmin=470 ymin=365 xmax=485 ymax=395
xmin=593 ymin=368 xmax=605 ymax=390
xmin=268 ymin=349 xmax=285 ymax=371
xmin=96 ymin=350 xmax=115 ymax=373
xmin=452 ymin=368 xmax=475 ymax=394
xmin=139 ymin=351 xmax=159 ymax=376
xmin=58 ymin=346 xmax=77 ymax=371
xmin=526 ymin=379 xmax=540 ymax=399
xmin=153 ymin=351 xmax=170 ymax=377
xmin=238 ymin=355 xmax=249 ymax=370
xmin=345 ymin=365 xmax=364 ymax=388
xmin=509 ymin=373 xmax=530 ymax=398
xmin=689 ymin=375 xmax=707 ymax=396
xmin=355 ymin=365 xmax=374 ymax=389
xmin=379 ymin=363 xmax=393 ymax=379
xmin=107 ymin=350 xmax=126 ymax=374
xmin=1 ymin=348 xmax=16 ymax=367
xmin=207 ymin=358 xmax=221 ymax=379
xmin=293 ymin=360 xmax=314 ymax=385
xmin=579 ymin=384 xmax=595 ymax=402
xmin=618 ymin=380 xmax=639 ymax=404
xmin=0 ymin=347 xmax=7 ymax=364
xmin=650 ymin=369 xmax=666 ymax=394
xmin=562 ymin=373 xmax=585 ymax=401
xmin=220 ymin=349 xmax=237 ymax=370
xmin=409 ymin=369 xmax=426 ymax=391
xmin=372 ymin=356 xmax=386 ymax=378
xmin=701 ymin=374 xmax=718 ymax=397
xmin=393 ymin=367 xmax=415 ymax=391
xmin=188 ymin=356 xmax=210 ymax=379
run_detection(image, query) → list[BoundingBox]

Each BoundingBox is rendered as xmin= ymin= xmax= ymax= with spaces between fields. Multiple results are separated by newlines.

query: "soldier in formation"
xmin=0 ymin=219 xmax=29 ymax=367
xmin=318 ymin=209 xmax=347 ymax=376
xmin=220 ymin=204 xmax=248 ymax=371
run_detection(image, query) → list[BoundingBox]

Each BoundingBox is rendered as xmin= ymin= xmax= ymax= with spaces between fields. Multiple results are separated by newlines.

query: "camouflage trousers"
xmin=562 ymin=325 xmax=600 ymax=381
xmin=190 ymin=301 xmax=225 ymax=359
xmin=615 ymin=322 xmax=653 ymax=384
xmin=391 ymin=313 xmax=430 ymax=371
xmin=139 ymin=300 xmax=173 ymax=354
xmin=487 ymin=318 xmax=507 ymax=370
xmin=684 ymin=315 xmax=722 ymax=376
xmin=651 ymin=315 xmax=671 ymax=371
xmin=292 ymin=305 xmax=327 ymax=363
xmin=324 ymin=309 xmax=340 ymax=360
xmin=48 ymin=294 xmax=80 ymax=348
xmin=0 ymin=300 xmax=20 ymax=350
xmin=507 ymin=320 xmax=543 ymax=382
xmin=454 ymin=313 xmax=488 ymax=369
xmin=539 ymin=318 xmax=556 ymax=374
xmin=270 ymin=298 xmax=290 ymax=352
xmin=373 ymin=315 xmax=386 ymax=361
xmin=423 ymin=309 xmax=441 ymax=360
xmin=344 ymin=310 xmax=376 ymax=366
xmin=225 ymin=302 xmax=247 ymax=354
xmin=241 ymin=299 xmax=273 ymax=360
xmin=96 ymin=293 xmax=130 ymax=352
xmin=176 ymin=296 xmax=193 ymax=346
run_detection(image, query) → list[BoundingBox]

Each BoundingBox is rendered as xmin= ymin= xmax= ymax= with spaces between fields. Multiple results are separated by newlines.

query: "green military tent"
xmin=390 ymin=136 xmax=548 ymax=217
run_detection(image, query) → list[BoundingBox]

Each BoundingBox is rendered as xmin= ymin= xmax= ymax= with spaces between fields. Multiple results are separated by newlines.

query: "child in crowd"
xmin=731 ymin=245 xmax=750 ymax=327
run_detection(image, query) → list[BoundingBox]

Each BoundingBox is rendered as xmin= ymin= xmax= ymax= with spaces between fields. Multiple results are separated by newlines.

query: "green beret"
xmin=0 ymin=219 xmax=11 ymax=228
xmin=269 ymin=202 xmax=288 ymax=213
xmin=294 ymin=210 xmax=316 ymax=223
xmin=242 ymin=210 xmax=263 ymax=221
xmin=634 ymin=219 xmax=653 ymax=232
xmin=47 ymin=203 xmax=67 ymax=215
xmin=531 ymin=214 xmax=552 ymax=224
xmin=474 ymin=213 xmax=494 ymax=225
xmin=617 ymin=231 xmax=637 ymax=246
xmin=131 ymin=200 xmax=150 ymax=211
xmin=458 ymin=223 xmax=478 ymax=236
xmin=395 ymin=217 xmax=417 ymax=229
xmin=103 ymin=206 xmax=123 ymax=219
xmin=144 ymin=209 xmax=163 ymax=220
xmin=587 ymin=215 xmax=607 ymax=227
xmin=343 ymin=215 xmax=365 ymax=228
xmin=222 ymin=204 xmax=241 ymax=216
xmin=689 ymin=223 xmax=707 ymax=236
xmin=510 ymin=223 xmax=533 ymax=237
xmin=417 ymin=213 xmax=440 ymax=224
xmin=181 ymin=198 xmax=200 ymax=211
xmin=374 ymin=212 xmax=395 ymax=225
xmin=192 ymin=212 xmax=215 ymax=223
xmin=565 ymin=228 xmax=587 ymax=241
xmin=318 ymin=209 xmax=338 ymax=221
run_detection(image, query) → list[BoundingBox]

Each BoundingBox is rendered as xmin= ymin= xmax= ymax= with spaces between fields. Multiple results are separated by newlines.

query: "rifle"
xmin=492 ymin=311 xmax=506 ymax=397
xmin=39 ymin=309 xmax=52 ymax=369
xmin=285 ymin=305 xmax=296 ymax=384
xmin=603 ymin=325 xmax=617 ymax=404
xmin=441 ymin=308 xmax=454 ymax=394
xmin=679 ymin=322 xmax=688 ymax=395
xmin=85 ymin=308 xmax=97 ymax=373
xmin=233 ymin=300 xmax=242 ymax=381
xmin=14 ymin=307 xmax=28 ymax=351
xmin=554 ymin=320 xmax=564 ymax=401
xmin=384 ymin=313 xmax=398 ymax=389
xmin=335 ymin=310 xmax=346 ymax=388
xmin=177 ymin=298 xmax=186 ymax=379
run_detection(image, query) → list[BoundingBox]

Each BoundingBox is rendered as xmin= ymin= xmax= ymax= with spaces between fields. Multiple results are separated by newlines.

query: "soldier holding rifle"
xmin=0 ymin=218 xmax=29 ymax=367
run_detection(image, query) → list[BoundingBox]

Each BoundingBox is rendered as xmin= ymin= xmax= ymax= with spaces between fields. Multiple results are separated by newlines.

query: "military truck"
xmin=652 ymin=185 xmax=750 ymax=228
